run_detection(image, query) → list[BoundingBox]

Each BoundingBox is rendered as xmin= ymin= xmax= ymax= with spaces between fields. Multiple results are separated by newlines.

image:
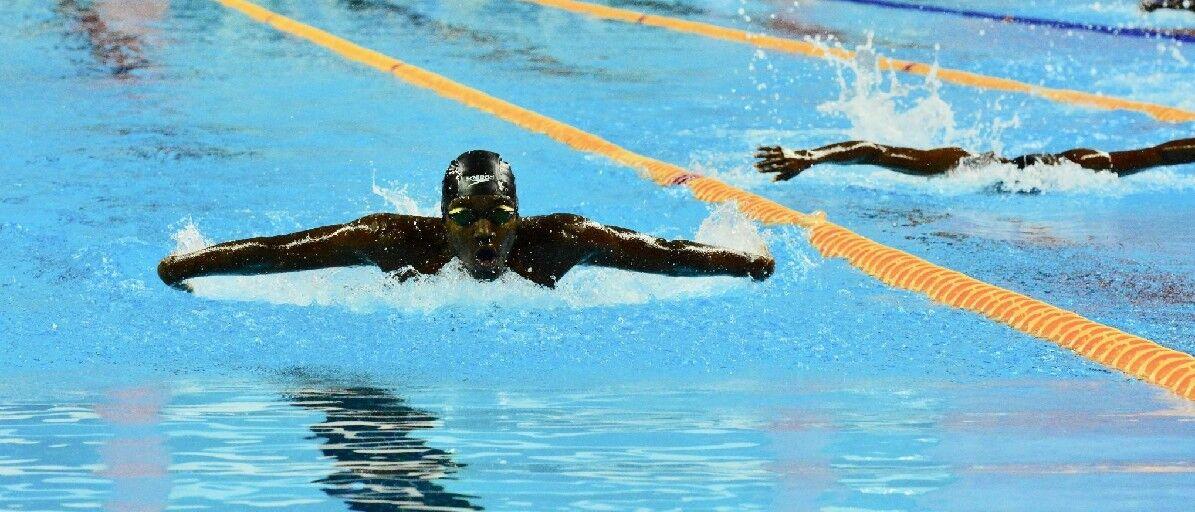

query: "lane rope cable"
xmin=825 ymin=0 xmax=1195 ymax=44
xmin=213 ymin=0 xmax=1195 ymax=400
xmin=521 ymin=0 xmax=1195 ymax=124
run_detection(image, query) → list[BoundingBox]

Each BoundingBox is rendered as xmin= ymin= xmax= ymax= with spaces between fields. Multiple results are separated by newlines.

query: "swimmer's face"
xmin=444 ymin=195 xmax=519 ymax=281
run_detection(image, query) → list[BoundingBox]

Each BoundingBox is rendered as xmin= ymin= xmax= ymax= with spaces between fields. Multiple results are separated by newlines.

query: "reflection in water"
xmin=94 ymin=386 xmax=172 ymax=512
xmin=56 ymin=0 xmax=167 ymax=77
xmin=288 ymin=387 xmax=481 ymax=511
xmin=818 ymin=389 xmax=953 ymax=510
xmin=337 ymin=0 xmax=635 ymax=81
xmin=609 ymin=0 xmax=707 ymax=16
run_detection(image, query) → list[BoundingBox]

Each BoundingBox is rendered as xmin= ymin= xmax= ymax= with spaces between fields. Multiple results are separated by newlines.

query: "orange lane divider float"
xmin=522 ymin=0 xmax=1195 ymax=124
xmin=214 ymin=0 xmax=1195 ymax=400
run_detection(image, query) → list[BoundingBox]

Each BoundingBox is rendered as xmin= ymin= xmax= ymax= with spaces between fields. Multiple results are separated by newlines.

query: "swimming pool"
xmin=2 ymin=0 xmax=1192 ymax=509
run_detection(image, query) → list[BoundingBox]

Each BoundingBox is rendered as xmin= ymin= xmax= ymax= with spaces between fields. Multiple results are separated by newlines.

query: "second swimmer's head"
xmin=442 ymin=150 xmax=519 ymax=280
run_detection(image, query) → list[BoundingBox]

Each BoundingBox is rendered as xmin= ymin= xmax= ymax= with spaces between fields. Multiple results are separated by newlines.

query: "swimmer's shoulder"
xmin=513 ymin=214 xmax=602 ymax=270
xmin=351 ymin=213 xmax=446 ymax=243
xmin=519 ymin=213 xmax=596 ymax=238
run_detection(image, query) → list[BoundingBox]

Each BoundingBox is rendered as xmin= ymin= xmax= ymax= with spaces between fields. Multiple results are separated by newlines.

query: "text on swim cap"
xmin=464 ymin=175 xmax=495 ymax=186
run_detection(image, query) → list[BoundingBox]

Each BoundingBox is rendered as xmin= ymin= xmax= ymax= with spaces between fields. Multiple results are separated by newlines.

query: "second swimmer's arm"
xmin=755 ymin=142 xmax=974 ymax=180
xmin=1033 ymin=138 xmax=1195 ymax=177
xmin=571 ymin=217 xmax=774 ymax=280
xmin=1106 ymin=137 xmax=1195 ymax=177
xmin=156 ymin=214 xmax=413 ymax=289
xmin=1141 ymin=0 xmax=1195 ymax=12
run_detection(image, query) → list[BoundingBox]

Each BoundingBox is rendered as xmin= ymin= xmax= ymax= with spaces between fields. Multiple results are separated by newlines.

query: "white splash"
xmin=169 ymin=218 xmax=211 ymax=255
xmin=371 ymin=175 xmax=437 ymax=216
xmin=168 ymin=201 xmax=775 ymax=312
xmin=695 ymin=202 xmax=769 ymax=256
xmin=816 ymin=37 xmax=1017 ymax=152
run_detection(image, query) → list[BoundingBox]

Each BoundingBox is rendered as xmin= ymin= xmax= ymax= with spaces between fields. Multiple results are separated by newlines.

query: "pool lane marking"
xmin=824 ymin=0 xmax=1195 ymax=43
xmin=214 ymin=0 xmax=1195 ymax=400
xmin=520 ymin=0 xmax=1195 ymax=124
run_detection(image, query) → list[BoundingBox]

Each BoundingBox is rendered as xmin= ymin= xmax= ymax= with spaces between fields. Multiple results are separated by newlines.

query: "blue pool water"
xmin=2 ymin=0 xmax=1193 ymax=510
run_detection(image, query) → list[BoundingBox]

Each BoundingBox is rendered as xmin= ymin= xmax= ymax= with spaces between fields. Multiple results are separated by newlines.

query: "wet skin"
xmin=754 ymin=138 xmax=1195 ymax=181
xmin=444 ymin=195 xmax=520 ymax=281
xmin=157 ymin=195 xmax=774 ymax=290
xmin=1141 ymin=0 xmax=1195 ymax=12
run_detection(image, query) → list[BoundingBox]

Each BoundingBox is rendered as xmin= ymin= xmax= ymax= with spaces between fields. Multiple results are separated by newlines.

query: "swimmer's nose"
xmin=473 ymin=220 xmax=495 ymax=243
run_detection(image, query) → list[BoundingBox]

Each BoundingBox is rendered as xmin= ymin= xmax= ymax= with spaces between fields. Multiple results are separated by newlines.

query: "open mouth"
xmin=474 ymin=247 xmax=499 ymax=266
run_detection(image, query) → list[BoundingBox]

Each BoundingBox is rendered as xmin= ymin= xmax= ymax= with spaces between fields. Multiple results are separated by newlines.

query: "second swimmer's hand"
xmin=754 ymin=146 xmax=814 ymax=181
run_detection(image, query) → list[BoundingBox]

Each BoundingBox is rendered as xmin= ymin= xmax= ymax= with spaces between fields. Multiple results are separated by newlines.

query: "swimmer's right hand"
xmin=754 ymin=146 xmax=814 ymax=181
xmin=749 ymin=255 xmax=775 ymax=281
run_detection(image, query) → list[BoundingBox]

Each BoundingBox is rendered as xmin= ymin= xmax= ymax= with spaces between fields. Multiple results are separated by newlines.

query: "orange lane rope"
xmin=522 ymin=0 xmax=1195 ymax=124
xmin=214 ymin=0 xmax=1195 ymax=400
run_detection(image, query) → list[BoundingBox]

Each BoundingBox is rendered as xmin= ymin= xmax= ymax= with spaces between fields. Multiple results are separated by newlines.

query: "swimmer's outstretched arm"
xmin=157 ymin=214 xmax=439 ymax=290
xmin=1051 ymin=137 xmax=1195 ymax=177
xmin=1141 ymin=0 xmax=1195 ymax=12
xmin=757 ymin=138 xmax=1195 ymax=179
xmin=565 ymin=217 xmax=774 ymax=281
xmin=754 ymin=142 xmax=974 ymax=180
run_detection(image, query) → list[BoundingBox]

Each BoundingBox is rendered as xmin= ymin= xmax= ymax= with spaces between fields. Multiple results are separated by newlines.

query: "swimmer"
xmin=1141 ymin=0 xmax=1195 ymax=12
xmin=57 ymin=0 xmax=168 ymax=77
xmin=754 ymin=138 xmax=1195 ymax=181
xmin=158 ymin=150 xmax=774 ymax=291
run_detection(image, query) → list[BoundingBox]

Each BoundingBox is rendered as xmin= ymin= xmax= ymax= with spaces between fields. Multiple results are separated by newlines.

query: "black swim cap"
xmin=442 ymin=150 xmax=517 ymax=216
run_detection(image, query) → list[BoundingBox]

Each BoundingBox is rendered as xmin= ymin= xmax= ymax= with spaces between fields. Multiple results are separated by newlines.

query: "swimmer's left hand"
xmin=158 ymin=255 xmax=194 ymax=293
xmin=755 ymin=146 xmax=813 ymax=181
